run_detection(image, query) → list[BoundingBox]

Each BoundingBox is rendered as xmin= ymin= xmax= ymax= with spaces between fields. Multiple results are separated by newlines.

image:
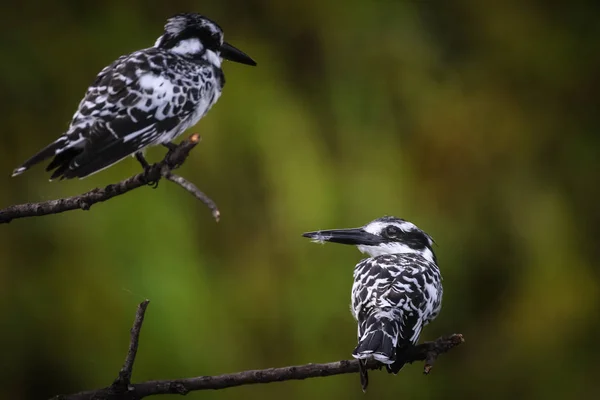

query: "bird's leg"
xmin=162 ymin=141 xmax=178 ymax=154
xmin=161 ymin=142 xmax=180 ymax=169
xmin=135 ymin=152 xmax=159 ymax=189
xmin=135 ymin=152 xmax=150 ymax=169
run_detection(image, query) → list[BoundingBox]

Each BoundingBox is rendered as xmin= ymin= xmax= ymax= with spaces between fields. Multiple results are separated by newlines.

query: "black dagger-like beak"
xmin=220 ymin=42 xmax=257 ymax=66
xmin=302 ymin=228 xmax=383 ymax=246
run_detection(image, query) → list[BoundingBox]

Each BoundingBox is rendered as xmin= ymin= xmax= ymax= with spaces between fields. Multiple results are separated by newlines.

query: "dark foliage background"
xmin=1 ymin=1 xmax=598 ymax=399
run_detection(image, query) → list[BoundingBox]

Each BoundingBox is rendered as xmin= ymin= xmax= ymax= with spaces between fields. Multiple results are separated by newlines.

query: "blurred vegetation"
xmin=1 ymin=1 xmax=599 ymax=399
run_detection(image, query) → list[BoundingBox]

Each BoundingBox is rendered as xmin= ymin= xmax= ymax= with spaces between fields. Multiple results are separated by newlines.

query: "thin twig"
xmin=164 ymin=173 xmax=220 ymax=221
xmin=1 ymin=134 xmax=219 ymax=224
xmin=52 ymin=300 xmax=464 ymax=399
xmin=112 ymin=300 xmax=150 ymax=390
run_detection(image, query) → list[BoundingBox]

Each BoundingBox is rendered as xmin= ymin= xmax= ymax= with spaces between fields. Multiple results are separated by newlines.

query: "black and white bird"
xmin=12 ymin=13 xmax=256 ymax=180
xmin=303 ymin=216 xmax=443 ymax=391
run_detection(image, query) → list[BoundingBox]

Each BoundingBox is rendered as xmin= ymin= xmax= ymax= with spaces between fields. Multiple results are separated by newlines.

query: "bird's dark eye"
xmin=385 ymin=225 xmax=401 ymax=238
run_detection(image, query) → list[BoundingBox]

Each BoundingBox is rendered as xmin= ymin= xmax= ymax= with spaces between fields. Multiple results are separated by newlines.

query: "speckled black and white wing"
xmin=351 ymin=254 xmax=442 ymax=373
xmin=13 ymin=48 xmax=222 ymax=179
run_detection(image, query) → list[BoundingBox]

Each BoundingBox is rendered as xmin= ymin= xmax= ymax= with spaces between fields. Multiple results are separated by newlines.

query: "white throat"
xmin=357 ymin=243 xmax=435 ymax=264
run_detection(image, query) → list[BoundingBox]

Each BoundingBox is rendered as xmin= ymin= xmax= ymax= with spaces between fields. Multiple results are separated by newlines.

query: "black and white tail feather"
xmin=353 ymin=313 xmax=403 ymax=391
xmin=12 ymin=13 xmax=255 ymax=180
xmin=303 ymin=216 xmax=443 ymax=392
xmin=353 ymin=313 xmax=402 ymax=368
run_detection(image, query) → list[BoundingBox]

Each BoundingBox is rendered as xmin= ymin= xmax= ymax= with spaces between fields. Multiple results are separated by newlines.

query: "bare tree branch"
xmin=113 ymin=300 xmax=150 ymax=390
xmin=52 ymin=301 xmax=464 ymax=399
xmin=1 ymin=134 xmax=220 ymax=224
xmin=163 ymin=172 xmax=219 ymax=220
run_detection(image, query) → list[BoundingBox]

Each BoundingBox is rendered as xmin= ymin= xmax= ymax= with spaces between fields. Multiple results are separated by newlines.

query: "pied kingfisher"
xmin=12 ymin=13 xmax=256 ymax=180
xmin=303 ymin=216 xmax=443 ymax=391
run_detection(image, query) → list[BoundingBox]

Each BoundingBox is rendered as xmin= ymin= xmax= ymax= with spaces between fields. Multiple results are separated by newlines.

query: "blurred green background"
xmin=1 ymin=1 xmax=599 ymax=399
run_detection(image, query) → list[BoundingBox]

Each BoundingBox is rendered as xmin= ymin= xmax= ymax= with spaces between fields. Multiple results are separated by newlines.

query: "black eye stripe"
xmin=161 ymin=27 xmax=221 ymax=50
xmin=382 ymin=226 xmax=430 ymax=250
xmin=385 ymin=225 xmax=400 ymax=237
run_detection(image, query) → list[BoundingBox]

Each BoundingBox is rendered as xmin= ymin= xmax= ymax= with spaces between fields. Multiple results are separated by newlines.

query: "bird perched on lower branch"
xmin=12 ymin=13 xmax=256 ymax=180
xmin=303 ymin=216 xmax=443 ymax=392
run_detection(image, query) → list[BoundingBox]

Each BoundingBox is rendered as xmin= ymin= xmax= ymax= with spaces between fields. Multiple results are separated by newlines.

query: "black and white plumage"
xmin=12 ymin=13 xmax=256 ymax=180
xmin=303 ymin=216 xmax=443 ymax=391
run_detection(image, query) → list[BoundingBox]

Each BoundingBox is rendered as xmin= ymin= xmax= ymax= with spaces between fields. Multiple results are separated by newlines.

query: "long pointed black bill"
xmin=302 ymin=228 xmax=383 ymax=246
xmin=220 ymin=42 xmax=256 ymax=66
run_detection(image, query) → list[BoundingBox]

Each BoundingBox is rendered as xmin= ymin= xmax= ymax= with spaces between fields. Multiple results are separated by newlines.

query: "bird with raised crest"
xmin=303 ymin=216 xmax=443 ymax=392
xmin=12 ymin=13 xmax=256 ymax=180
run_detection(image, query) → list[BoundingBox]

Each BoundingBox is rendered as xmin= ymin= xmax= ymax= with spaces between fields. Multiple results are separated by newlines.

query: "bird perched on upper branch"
xmin=12 ymin=13 xmax=256 ymax=180
xmin=303 ymin=216 xmax=443 ymax=391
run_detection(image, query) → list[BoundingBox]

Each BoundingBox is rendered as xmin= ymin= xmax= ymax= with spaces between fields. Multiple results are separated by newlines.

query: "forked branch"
xmin=52 ymin=301 xmax=464 ymax=399
xmin=0 ymin=134 xmax=219 ymax=224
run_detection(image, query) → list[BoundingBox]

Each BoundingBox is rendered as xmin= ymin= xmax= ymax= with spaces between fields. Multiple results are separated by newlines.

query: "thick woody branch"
xmin=53 ymin=301 xmax=464 ymax=399
xmin=0 ymin=134 xmax=220 ymax=224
